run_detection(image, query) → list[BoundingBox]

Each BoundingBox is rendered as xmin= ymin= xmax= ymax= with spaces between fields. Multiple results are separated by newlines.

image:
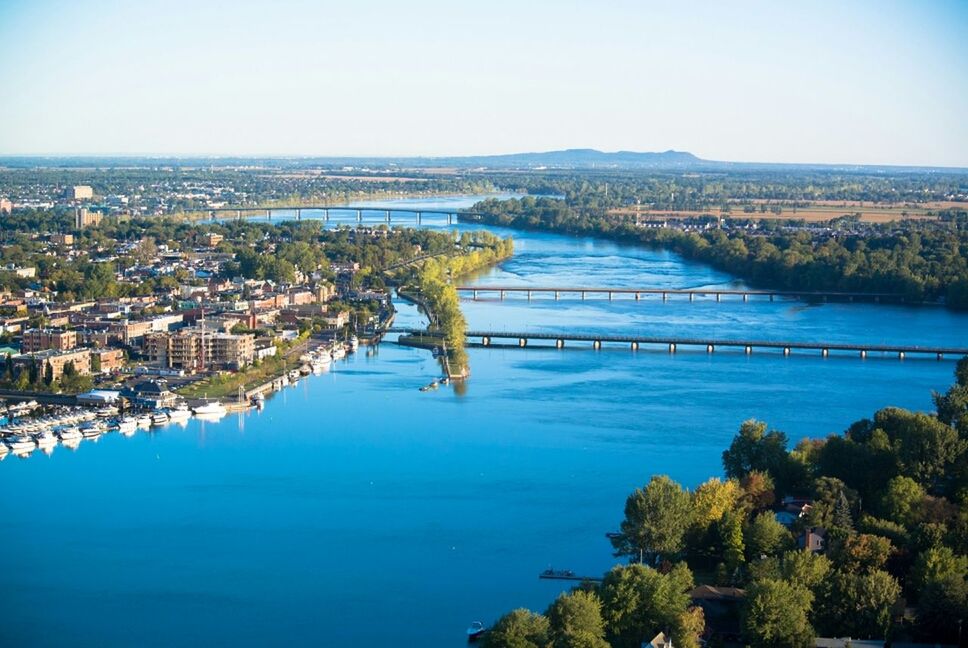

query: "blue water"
xmin=2 ymin=195 xmax=966 ymax=647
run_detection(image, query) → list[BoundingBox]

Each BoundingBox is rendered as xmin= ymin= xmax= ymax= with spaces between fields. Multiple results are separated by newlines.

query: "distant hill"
xmin=445 ymin=148 xmax=704 ymax=169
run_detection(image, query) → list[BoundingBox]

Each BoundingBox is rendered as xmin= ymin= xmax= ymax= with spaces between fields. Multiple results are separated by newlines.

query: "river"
xmin=2 ymin=195 xmax=966 ymax=646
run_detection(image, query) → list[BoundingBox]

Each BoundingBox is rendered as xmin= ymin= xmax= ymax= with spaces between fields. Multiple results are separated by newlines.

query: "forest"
xmin=472 ymin=196 xmax=968 ymax=308
xmin=482 ymin=359 xmax=968 ymax=648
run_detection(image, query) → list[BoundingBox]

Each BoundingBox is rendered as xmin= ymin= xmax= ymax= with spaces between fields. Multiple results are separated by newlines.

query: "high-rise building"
xmin=71 ymin=185 xmax=94 ymax=200
xmin=75 ymin=207 xmax=103 ymax=229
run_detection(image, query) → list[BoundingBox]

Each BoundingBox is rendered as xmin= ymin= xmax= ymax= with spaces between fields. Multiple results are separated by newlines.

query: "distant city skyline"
xmin=1 ymin=0 xmax=966 ymax=167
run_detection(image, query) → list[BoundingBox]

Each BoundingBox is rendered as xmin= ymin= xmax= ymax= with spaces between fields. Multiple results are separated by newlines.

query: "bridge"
xmin=389 ymin=328 xmax=967 ymax=360
xmin=189 ymin=205 xmax=484 ymax=225
xmin=456 ymin=285 xmax=903 ymax=303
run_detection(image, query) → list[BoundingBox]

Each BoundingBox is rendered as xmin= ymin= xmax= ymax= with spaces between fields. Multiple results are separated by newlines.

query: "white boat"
xmin=331 ymin=345 xmax=346 ymax=360
xmin=96 ymin=406 xmax=119 ymax=418
xmin=192 ymin=401 xmax=226 ymax=416
xmin=0 ymin=443 xmax=8 ymax=459
xmin=34 ymin=430 xmax=58 ymax=447
xmin=311 ymin=353 xmax=331 ymax=371
xmin=167 ymin=405 xmax=192 ymax=423
xmin=58 ymin=426 xmax=83 ymax=442
xmin=151 ymin=411 xmax=170 ymax=426
xmin=117 ymin=417 xmax=138 ymax=435
xmin=136 ymin=414 xmax=152 ymax=429
xmin=80 ymin=421 xmax=106 ymax=438
xmin=348 ymin=336 xmax=359 ymax=352
xmin=5 ymin=434 xmax=36 ymax=453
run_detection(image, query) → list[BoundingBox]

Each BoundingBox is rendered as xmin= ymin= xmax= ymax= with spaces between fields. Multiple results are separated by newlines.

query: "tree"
xmin=43 ymin=361 xmax=53 ymax=387
xmin=720 ymin=511 xmax=746 ymax=575
xmin=740 ymin=470 xmax=776 ymax=511
xmin=745 ymin=511 xmax=791 ymax=561
xmin=598 ymin=563 xmax=701 ymax=648
xmin=912 ymin=547 xmax=968 ymax=644
xmin=872 ymin=407 xmax=964 ymax=487
xmin=482 ymin=609 xmax=549 ymax=648
xmin=880 ymin=475 xmax=926 ymax=526
xmin=743 ymin=578 xmax=814 ymax=648
xmin=818 ymin=569 xmax=900 ymax=640
xmin=723 ymin=420 xmax=802 ymax=495
xmin=691 ymin=478 xmax=741 ymax=530
xmin=613 ymin=475 xmax=692 ymax=562
xmin=780 ymin=549 xmax=831 ymax=593
xmin=831 ymin=534 xmax=893 ymax=573
xmin=546 ymin=590 xmax=609 ymax=648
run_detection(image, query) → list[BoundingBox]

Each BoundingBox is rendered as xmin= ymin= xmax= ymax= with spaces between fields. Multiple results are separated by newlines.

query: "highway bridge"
xmin=189 ymin=205 xmax=483 ymax=225
xmin=456 ymin=285 xmax=903 ymax=303
xmin=389 ymin=328 xmax=966 ymax=360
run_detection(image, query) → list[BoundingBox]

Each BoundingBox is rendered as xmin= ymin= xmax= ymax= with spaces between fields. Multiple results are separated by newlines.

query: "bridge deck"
xmin=389 ymin=329 xmax=966 ymax=356
xmin=457 ymin=286 xmax=900 ymax=299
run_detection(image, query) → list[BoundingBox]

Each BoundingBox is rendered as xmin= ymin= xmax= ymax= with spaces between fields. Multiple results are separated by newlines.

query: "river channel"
xmin=1 ymin=195 xmax=966 ymax=646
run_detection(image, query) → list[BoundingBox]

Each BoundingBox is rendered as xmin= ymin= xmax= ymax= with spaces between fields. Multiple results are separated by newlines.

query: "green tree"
xmin=546 ymin=590 xmax=609 ymax=648
xmin=912 ymin=547 xmax=968 ymax=643
xmin=613 ymin=475 xmax=692 ymax=562
xmin=818 ymin=569 xmax=900 ymax=639
xmin=745 ymin=511 xmax=791 ymax=561
xmin=723 ymin=420 xmax=803 ymax=495
xmin=880 ymin=475 xmax=926 ymax=526
xmin=743 ymin=578 xmax=814 ymax=648
xmin=482 ymin=609 xmax=550 ymax=648
xmin=598 ymin=563 xmax=701 ymax=648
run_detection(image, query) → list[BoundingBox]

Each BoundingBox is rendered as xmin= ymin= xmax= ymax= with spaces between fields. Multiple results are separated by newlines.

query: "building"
xmin=91 ymin=348 xmax=124 ymax=374
xmin=21 ymin=328 xmax=78 ymax=353
xmin=202 ymin=232 xmax=224 ymax=247
xmin=147 ymin=328 xmax=255 ymax=372
xmin=0 ymin=197 xmax=12 ymax=214
xmin=71 ymin=185 xmax=94 ymax=201
xmin=120 ymin=380 xmax=178 ymax=409
xmin=798 ymin=527 xmax=827 ymax=553
xmin=75 ymin=207 xmax=103 ymax=228
xmin=254 ymin=339 xmax=277 ymax=361
xmin=13 ymin=348 xmax=91 ymax=382
xmin=50 ymin=233 xmax=74 ymax=245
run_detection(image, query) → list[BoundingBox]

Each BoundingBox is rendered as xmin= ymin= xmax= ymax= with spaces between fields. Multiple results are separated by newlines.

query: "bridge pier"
xmin=716 ymin=294 xmax=721 ymax=302
xmin=556 ymin=339 xmax=564 ymax=349
xmin=769 ymin=294 xmax=774 ymax=302
xmin=554 ymin=291 xmax=560 ymax=300
xmin=581 ymin=291 xmax=586 ymax=300
xmin=608 ymin=291 xmax=613 ymax=301
xmin=937 ymin=352 xmax=944 ymax=360
xmin=296 ymin=208 xmax=301 ymax=220
xmin=822 ymin=348 xmax=829 ymax=358
xmin=482 ymin=336 xmax=490 ymax=346
xmin=745 ymin=345 xmax=752 ymax=355
xmin=473 ymin=290 xmax=478 ymax=300
xmin=661 ymin=292 xmax=667 ymax=301
xmin=631 ymin=341 xmax=639 ymax=351
xmin=267 ymin=209 xmax=271 ymax=219
xmin=527 ymin=290 xmax=532 ymax=301
xmin=386 ymin=210 xmax=391 ymax=222
xmin=669 ymin=343 xmax=676 ymax=353
xmin=447 ymin=213 xmax=453 ymax=225
xmin=593 ymin=340 xmax=602 ymax=350
xmin=324 ymin=208 xmax=329 ymax=221
xmin=706 ymin=344 xmax=714 ymax=353
xmin=783 ymin=347 xmax=790 ymax=356
xmin=860 ymin=350 xmax=867 ymax=359
xmin=500 ymin=290 xmax=505 ymax=300
xmin=237 ymin=209 xmax=242 ymax=220
xmin=743 ymin=293 xmax=748 ymax=302
xmin=898 ymin=351 xmax=905 ymax=360
xmin=356 ymin=209 xmax=362 ymax=221
xmin=635 ymin=292 xmax=641 ymax=301
xmin=689 ymin=293 xmax=695 ymax=302
xmin=518 ymin=338 xmax=527 ymax=348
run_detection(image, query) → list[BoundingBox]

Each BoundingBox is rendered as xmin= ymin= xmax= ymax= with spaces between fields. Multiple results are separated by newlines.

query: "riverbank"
xmin=399 ymin=233 xmax=514 ymax=378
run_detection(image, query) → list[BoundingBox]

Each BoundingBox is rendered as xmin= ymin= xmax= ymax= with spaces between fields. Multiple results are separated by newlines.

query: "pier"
xmin=388 ymin=328 xmax=967 ymax=360
xmin=456 ymin=285 xmax=903 ymax=303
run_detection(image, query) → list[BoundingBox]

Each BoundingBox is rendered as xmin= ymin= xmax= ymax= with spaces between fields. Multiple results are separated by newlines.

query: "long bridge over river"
xmin=389 ymin=328 xmax=967 ymax=360
xmin=456 ymin=285 xmax=903 ymax=303
xmin=190 ymin=205 xmax=482 ymax=225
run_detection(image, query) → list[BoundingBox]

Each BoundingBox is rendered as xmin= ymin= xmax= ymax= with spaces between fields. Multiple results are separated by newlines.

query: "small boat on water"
xmin=58 ymin=426 xmax=83 ymax=442
xmin=151 ymin=411 xmax=170 ymax=426
xmin=95 ymin=406 xmax=119 ymax=418
xmin=467 ymin=621 xmax=486 ymax=642
xmin=193 ymin=401 xmax=227 ymax=416
xmin=80 ymin=421 xmax=107 ymax=438
xmin=136 ymin=414 xmax=152 ymax=429
xmin=331 ymin=345 xmax=346 ymax=360
xmin=117 ymin=417 xmax=138 ymax=435
xmin=33 ymin=429 xmax=58 ymax=448
xmin=348 ymin=336 xmax=359 ymax=353
xmin=299 ymin=364 xmax=311 ymax=376
xmin=167 ymin=404 xmax=192 ymax=423
xmin=5 ymin=434 xmax=36 ymax=453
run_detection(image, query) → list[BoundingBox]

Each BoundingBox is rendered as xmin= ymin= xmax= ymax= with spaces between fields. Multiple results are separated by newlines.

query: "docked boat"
xmin=0 ymin=443 xmax=8 ymax=459
xmin=467 ymin=621 xmax=486 ymax=642
xmin=151 ymin=411 xmax=170 ymax=426
xmin=299 ymin=364 xmax=311 ymax=376
xmin=80 ymin=421 xmax=107 ymax=438
xmin=33 ymin=429 xmax=58 ymax=448
xmin=5 ymin=434 xmax=36 ymax=453
xmin=117 ymin=417 xmax=138 ymax=435
xmin=167 ymin=405 xmax=192 ymax=423
xmin=58 ymin=426 xmax=83 ymax=442
xmin=192 ymin=401 xmax=227 ymax=416
xmin=136 ymin=414 xmax=152 ymax=429
xmin=331 ymin=345 xmax=346 ymax=360
xmin=95 ymin=406 xmax=119 ymax=418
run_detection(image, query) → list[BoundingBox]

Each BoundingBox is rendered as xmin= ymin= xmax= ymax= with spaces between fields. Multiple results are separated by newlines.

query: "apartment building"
xmin=21 ymin=328 xmax=78 ymax=353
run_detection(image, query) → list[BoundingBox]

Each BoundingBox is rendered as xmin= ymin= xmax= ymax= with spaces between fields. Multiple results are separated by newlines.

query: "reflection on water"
xmin=2 ymin=196 xmax=967 ymax=647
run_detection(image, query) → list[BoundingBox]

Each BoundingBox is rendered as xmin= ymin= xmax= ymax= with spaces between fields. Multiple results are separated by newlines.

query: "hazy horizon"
xmin=1 ymin=0 xmax=966 ymax=167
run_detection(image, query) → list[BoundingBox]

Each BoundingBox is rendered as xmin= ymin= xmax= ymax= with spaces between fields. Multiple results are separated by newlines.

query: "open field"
xmin=606 ymin=202 xmax=963 ymax=223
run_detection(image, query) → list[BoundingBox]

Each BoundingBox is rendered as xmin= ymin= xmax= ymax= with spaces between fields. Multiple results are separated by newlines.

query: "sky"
xmin=0 ymin=0 xmax=966 ymax=166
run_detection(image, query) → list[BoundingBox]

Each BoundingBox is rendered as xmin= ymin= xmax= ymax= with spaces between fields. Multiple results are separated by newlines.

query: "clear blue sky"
xmin=1 ymin=0 xmax=965 ymax=166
